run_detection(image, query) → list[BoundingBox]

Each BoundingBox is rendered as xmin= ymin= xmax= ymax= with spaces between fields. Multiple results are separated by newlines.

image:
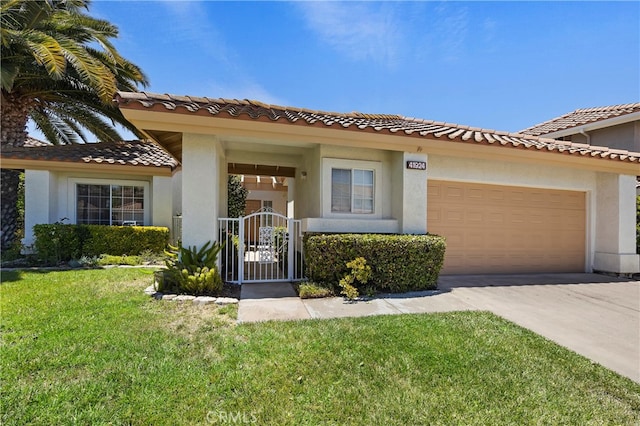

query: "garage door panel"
xmin=428 ymin=180 xmax=586 ymax=274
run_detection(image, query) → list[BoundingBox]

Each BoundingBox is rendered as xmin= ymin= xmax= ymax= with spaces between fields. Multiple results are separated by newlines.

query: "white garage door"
xmin=427 ymin=180 xmax=586 ymax=274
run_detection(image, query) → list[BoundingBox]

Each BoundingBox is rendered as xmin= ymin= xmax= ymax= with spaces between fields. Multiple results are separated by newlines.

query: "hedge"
xmin=33 ymin=224 xmax=169 ymax=264
xmin=304 ymin=233 xmax=446 ymax=293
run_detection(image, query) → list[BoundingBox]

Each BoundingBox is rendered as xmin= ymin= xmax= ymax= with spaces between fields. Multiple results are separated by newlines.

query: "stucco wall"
xmin=295 ymin=146 xmax=321 ymax=219
xmin=592 ymin=122 xmax=638 ymax=152
xmin=22 ymin=169 xmax=159 ymax=247
xmin=181 ymin=133 xmax=224 ymax=249
xmin=565 ymin=121 xmax=640 ymax=152
xmin=172 ymin=170 xmax=182 ymax=216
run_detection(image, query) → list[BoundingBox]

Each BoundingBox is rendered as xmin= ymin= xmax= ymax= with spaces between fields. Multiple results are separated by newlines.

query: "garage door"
xmin=427 ymin=180 xmax=586 ymax=274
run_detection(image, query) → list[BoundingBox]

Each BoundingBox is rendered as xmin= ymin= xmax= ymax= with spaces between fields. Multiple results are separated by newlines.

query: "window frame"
xmin=68 ymin=178 xmax=150 ymax=226
xmin=322 ymin=158 xmax=382 ymax=219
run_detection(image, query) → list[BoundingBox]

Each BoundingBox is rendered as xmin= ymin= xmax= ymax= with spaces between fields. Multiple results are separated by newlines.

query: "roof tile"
xmin=0 ymin=140 xmax=179 ymax=170
xmin=114 ymin=91 xmax=640 ymax=164
xmin=520 ymin=103 xmax=640 ymax=136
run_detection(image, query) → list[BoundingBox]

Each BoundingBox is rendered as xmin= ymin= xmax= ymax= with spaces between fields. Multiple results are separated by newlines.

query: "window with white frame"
xmin=76 ymin=184 xmax=145 ymax=225
xmin=331 ymin=167 xmax=375 ymax=214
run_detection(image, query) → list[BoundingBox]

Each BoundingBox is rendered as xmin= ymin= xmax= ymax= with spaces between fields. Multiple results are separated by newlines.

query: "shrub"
xmin=297 ymin=282 xmax=333 ymax=299
xmin=97 ymin=254 xmax=142 ymax=266
xmin=33 ymin=223 xmax=84 ymax=264
xmin=33 ymin=224 xmax=169 ymax=264
xmin=158 ymin=241 xmax=224 ymax=296
xmin=81 ymin=225 xmax=168 ymax=256
xmin=305 ymin=233 xmax=446 ymax=293
xmin=338 ymin=257 xmax=372 ymax=301
xmin=228 ymin=175 xmax=248 ymax=218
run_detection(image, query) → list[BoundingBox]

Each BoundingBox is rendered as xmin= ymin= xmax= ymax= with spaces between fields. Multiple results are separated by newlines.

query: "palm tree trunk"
xmin=1 ymin=91 xmax=32 ymax=250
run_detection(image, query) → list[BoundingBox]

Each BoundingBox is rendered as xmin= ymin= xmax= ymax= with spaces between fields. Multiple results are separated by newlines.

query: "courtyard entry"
xmin=219 ymin=210 xmax=303 ymax=284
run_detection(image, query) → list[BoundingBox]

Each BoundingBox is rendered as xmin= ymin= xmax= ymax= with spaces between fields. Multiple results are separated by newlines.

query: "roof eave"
xmin=0 ymin=158 xmax=175 ymax=177
xmin=119 ymin=107 xmax=639 ymax=175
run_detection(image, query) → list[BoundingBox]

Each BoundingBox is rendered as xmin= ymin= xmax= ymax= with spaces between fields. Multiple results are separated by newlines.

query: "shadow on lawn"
xmin=0 ymin=270 xmax=24 ymax=283
xmin=0 ymin=268 xmax=68 ymax=283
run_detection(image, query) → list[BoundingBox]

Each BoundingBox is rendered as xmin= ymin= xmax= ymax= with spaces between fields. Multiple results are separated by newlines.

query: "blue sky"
xmin=31 ymin=1 xmax=640 ymax=138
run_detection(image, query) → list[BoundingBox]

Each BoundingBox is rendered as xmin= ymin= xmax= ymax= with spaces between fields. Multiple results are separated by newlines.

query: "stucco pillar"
xmin=22 ymin=170 xmax=55 ymax=247
xmin=593 ymin=173 xmax=639 ymax=273
xmin=151 ymin=176 xmax=173 ymax=229
xmin=392 ymin=152 xmax=428 ymax=234
xmin=287 ymin=178 xmax=295 ymax=219
xmin=181 ymin=133 xmax=224 ymax=249
xmin=171 ymin=170 xmax=182 ymax=216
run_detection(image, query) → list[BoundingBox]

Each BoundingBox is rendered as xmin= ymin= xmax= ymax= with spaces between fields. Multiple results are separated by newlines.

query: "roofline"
xmin=0 ymin=158 xmax=174 ymax=176
xmin=120 ymin=108 xmax=640 ymax=176
xmin=533 ymin=111 xmax=640 ymax=138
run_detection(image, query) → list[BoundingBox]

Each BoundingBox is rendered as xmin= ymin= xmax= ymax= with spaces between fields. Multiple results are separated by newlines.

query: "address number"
xmin=406 ymin=161 xmax=427 ymax=170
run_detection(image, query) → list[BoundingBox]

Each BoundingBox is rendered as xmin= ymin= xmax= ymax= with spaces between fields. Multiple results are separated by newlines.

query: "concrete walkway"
xmin=237 ymin=274 xmax=640 ymax=383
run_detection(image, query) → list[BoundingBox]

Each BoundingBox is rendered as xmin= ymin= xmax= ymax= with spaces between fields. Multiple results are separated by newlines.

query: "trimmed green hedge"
xmin=304 ymin=233 xmax=446 ymax=293
xmin=33 ymin=224 xmax=169 ymax=264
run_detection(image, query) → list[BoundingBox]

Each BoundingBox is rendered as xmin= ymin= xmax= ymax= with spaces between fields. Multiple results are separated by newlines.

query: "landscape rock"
xmin=193 ymin=296 xmax=218 ymax=305
xmin=215 ymin=297 xmax=239 ymax=305
xmin=161 ymin=294 xmax=177 ymax=300
xmin=174 ymin=295 xmax=196 ymax=302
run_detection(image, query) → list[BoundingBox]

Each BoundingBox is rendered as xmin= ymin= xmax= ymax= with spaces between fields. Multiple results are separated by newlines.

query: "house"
xmin=520 ymin=103 xmax=640 ymax=152
xmin=520 ymin=103 xmax=640 ymax=194
xmin=5 ymin=93 xmax=638 ymax=279
xmin=109 ymin=91 xmax=639 ymax=277
xmin=1 ymin=139 xmax=180 ymax=244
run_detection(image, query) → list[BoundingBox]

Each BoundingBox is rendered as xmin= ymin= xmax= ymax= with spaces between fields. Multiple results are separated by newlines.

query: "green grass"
xmin=2 ymin=269 xmax=639 ymax=425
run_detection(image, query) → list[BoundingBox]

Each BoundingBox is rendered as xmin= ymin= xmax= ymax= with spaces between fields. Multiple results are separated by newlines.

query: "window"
xmin=77 ymin=184 xmax=144 ymax=225
xmin=331 ymin=168 xmax=374 ymax=214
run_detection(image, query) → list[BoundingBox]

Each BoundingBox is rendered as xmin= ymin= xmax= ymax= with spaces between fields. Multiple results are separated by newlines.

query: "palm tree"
xmin=1 ymin=0 xmax=148 ymax=250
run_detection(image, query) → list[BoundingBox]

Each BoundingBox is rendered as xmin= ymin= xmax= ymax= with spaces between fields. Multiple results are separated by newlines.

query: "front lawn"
xmin=2 ymin=269 xmax=639 ymax=425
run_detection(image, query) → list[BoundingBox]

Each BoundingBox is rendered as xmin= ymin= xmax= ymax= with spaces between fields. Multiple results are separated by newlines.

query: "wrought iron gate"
xmin=219 ymin=210 xmax=304 ymax=284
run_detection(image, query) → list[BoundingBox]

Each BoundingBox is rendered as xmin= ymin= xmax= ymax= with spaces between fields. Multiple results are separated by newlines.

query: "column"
xmin=23 ymin=170 xmax=53 ymax=247
xmin=181 ymin=133 xmax=224 ymax=249
xmin=392 ymin=152 xmax=428 ymax=234
xmin=593 ymin=173 xmax=640 ymax=273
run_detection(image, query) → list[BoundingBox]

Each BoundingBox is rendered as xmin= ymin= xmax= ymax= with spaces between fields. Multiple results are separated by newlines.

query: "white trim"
xmin=321 ymin=158 xmax=383 ymax=219
xmin=67 ymin=177 xmax=150 ymax=225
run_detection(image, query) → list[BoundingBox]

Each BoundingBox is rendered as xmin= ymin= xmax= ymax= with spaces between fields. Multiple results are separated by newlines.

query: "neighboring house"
xmin=520 ymin=103 xmax=640 ymax=151
xmin=520 ymin=103 xmax=640 ymax=194
xmin=106 ymin=91 xmax=639 ymax=276
xmin=0 ymin=139 xmax=179 ymax=246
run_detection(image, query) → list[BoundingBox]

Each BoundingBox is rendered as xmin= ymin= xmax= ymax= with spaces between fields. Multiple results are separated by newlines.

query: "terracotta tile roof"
xmin=115 ymin=92 xmax=640 ymax=164
xmin=23 ymin=136 xmax=51 ymax=147
xmin=520 ymin=103 xmax=640 ymax=136
xmin=0 ymin=139 xmax=179 ymax=170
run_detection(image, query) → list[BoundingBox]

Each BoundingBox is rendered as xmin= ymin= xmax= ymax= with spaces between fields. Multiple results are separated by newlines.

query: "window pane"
xmin=352 ymin=169 xmax=374 ymax=214
xmin=331 ymin=169 xmax=351 ymax=212
xmin=76 ymin=183 xmax=144 ymax=226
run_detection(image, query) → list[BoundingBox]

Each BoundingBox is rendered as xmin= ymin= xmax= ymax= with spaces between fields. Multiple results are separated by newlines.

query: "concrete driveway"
xmin=437 ymin=274 xmax=640 ymax=383
xmin=239 ymin=273 xmax=640 ymax=383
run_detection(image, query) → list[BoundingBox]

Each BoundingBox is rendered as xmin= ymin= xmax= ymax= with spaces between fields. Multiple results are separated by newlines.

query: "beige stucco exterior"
xmin=20 ymin=103 xmax=640 ymax=273
xmin=65 ymin=103 xmax=636 ymax=275
xmin=22 ymin=168 xmax=173 ymax=248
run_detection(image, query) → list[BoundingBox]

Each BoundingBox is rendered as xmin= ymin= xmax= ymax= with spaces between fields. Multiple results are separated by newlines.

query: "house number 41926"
xmin=406 ymin=161 xmax=427 ymax=170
